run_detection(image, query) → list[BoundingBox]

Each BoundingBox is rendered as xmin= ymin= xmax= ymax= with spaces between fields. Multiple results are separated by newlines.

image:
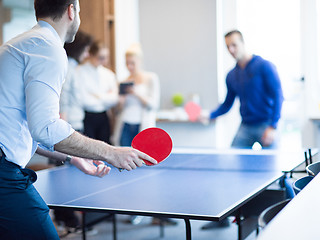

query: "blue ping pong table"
xmin=34 ymin=148 xmax=315 ymax=240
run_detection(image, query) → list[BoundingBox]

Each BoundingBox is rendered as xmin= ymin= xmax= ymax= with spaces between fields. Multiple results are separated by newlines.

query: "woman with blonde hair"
xmin=113 ymin=43 xmax=160 ymax=147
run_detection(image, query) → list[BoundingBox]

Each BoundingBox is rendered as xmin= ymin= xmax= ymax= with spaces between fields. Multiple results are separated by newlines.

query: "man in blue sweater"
xmin=202 ymin=30 xmax=284 ymax=230
xmin=211 ymin=30 xmax=283 ymax=149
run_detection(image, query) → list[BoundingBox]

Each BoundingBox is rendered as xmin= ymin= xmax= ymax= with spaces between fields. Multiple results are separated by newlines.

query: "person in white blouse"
xmin=113 ymin=44 xmax=160 ymax=147
xmin=75 ymin=41 xmax=118 ymax=143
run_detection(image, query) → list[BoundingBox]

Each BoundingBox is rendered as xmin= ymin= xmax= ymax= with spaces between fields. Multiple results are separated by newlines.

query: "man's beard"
xmin=65 ymin=20 xmax=79 ymax=43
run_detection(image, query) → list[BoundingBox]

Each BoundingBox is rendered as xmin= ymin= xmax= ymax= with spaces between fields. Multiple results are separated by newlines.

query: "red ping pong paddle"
xmin=184 ymin=101 xmax=201 ymax=122
xmin=131 ymin=127 xmax=173 ymax=166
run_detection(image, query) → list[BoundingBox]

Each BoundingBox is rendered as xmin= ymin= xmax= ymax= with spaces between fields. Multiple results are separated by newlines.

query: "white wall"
xmin=138 ymin=0 xmax=218 ymax=110
xmin=300 ymin=0 xmax=320 ymax=147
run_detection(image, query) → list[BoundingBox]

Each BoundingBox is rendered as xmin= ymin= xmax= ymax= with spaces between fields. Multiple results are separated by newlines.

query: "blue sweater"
xmin=210 ymin=55 xmax=283 ymax=128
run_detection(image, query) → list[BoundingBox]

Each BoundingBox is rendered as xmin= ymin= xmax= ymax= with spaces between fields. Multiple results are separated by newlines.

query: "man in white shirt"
xmin=76 ymin=42 xmax=118 ymax=143
xmin=0 ymin=0 xmax=156 ymax=239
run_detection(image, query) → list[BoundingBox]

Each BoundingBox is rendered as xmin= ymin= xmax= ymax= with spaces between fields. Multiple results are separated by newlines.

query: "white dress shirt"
xmin=75 ymin=62 xmax=118 ymax=113
xmin=0 ymin=21 xmax=74 ymax=167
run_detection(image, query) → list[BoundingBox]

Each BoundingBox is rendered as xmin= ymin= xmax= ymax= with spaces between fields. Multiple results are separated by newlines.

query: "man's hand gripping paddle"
xmin=131 ymin=127 xmax=173 ymax=166
xmin=119 ymin=127 xmax=173 ymax=172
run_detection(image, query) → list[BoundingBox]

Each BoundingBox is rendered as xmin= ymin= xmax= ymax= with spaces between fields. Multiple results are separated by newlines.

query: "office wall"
xmin=115 ymin=0 xmax=140 ymax=80
xmin=139 ymin=0 xmax=218 ymax=109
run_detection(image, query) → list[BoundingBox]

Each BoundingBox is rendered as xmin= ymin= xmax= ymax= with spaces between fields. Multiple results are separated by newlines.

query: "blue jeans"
xmin=0 ymin=153 xmax=59 ymax=240
xmin=231 ymin=122 xmax=277 ymax=149
xmin=120 ymin=123 xmax=140 ymax=147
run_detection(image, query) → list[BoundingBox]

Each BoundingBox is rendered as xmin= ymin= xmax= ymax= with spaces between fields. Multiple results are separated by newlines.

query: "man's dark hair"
xmin=34 ymin=0 xmax=77 ymax=20
xmin=225 ymin=30 xmax=244 ymax=42
xmin=64 ymin=31 xmax=93 ymax=63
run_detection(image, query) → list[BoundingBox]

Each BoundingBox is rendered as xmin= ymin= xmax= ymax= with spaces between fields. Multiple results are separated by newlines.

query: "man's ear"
xmin=67 ymin=4 xmax=75 ymax=20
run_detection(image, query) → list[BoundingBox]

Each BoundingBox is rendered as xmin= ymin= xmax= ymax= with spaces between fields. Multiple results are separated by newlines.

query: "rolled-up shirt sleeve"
xmin=24 ymin=41 xmax=74 ymax=150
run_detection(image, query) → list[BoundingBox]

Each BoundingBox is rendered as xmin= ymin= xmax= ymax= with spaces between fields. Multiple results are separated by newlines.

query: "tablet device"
xmin=119 ymin=82 xmax=134 ymax=95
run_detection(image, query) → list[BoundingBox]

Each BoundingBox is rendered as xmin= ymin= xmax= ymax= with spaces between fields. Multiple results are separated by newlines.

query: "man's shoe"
xmin=131 ymin=216 xmax=145 ymax=225
xmin=124 ymin=216 xmax=145 ymax=225
xmin=69 ymin=226 xmax=99 ymax=236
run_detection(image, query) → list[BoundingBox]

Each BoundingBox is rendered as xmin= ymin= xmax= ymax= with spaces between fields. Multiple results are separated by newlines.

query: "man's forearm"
xmin=53 ymin=131 xmax=158 ymax=171
xmin=54 ymin=131 xmax=113 ymax=162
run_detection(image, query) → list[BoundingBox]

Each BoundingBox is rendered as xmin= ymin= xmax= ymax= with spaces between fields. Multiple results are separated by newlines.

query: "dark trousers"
xmin=84 ymin=111 xmax=111 ymax=143
xmin=0 ymin=152 xmax=59 ymax=240
xmin=120 ymin=123 xmax=140 ymax=147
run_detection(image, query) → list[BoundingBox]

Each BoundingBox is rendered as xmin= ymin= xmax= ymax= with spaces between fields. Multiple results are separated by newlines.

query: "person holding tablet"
xmin=113 ymin=43 xmax=160 ymax=147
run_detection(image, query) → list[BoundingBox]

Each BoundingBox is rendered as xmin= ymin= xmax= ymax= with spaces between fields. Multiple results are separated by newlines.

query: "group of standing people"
xmin=60 ymin=31 xmax=160 ymax=149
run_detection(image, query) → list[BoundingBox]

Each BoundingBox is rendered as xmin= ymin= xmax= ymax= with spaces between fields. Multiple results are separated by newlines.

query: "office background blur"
xmin=1 ymin=0 xmax=320 ymax=150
